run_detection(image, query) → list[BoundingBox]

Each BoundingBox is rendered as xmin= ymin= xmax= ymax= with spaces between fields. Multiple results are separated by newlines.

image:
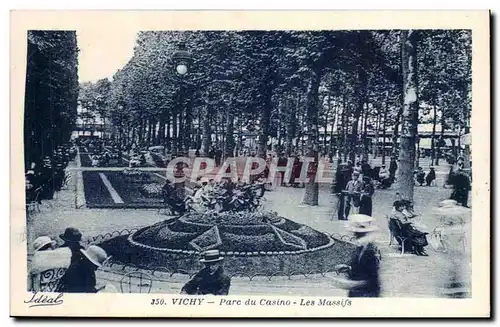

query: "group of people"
xmin=29 ymin=226 xmax=232 ymax=295
xmin=415 ymin=166 xmax=436 ymax=186
xmin=25 ymin=144 xmax=76 ymax=205
xmin=29 ymin=227 xmax=115 ymax=293
xmin=334 ymin=159 xmax=380 ymax=220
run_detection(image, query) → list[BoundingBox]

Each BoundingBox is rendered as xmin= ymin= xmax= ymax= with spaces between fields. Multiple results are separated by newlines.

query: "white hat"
xmin=32 ymin=236 xmax=56 ymax=252
xmin=346 ymin=214 xmax=379 ymax=233
xmin=80 ymin=245 xmax=108 ymax=267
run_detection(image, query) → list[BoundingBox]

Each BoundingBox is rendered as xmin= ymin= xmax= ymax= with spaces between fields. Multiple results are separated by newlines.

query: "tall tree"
xmin=395 ymin=30 xmax=419 ymax=202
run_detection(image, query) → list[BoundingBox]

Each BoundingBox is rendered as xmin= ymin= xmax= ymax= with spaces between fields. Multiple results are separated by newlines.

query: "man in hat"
xmin=330 ymin=214 xmax=381 ymax=297
xmin=343 ymin=171 xmax=364 ymax=219
xmin=58 ymin=227 xmax=88 ymax=290
xmin=180 ymin=250 xmax=231 ymax=295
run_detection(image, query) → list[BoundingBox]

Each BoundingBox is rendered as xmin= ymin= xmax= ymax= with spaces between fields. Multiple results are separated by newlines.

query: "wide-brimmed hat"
xmin=346 ymin=214 xmax=379 ymax=233
xmin=80 ymin=245 xmax=108 ymax=267
xmin=59 ymin=227 xmax=82 ymax=243
xmin=199 ymin=249 xmax=224 ymax=263
xmin=32 ymin=236 xmax=56 ymax=252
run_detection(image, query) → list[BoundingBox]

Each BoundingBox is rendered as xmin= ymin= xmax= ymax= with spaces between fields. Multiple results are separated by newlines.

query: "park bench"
xmin=387 ymin=216 xmax=410 ymax=255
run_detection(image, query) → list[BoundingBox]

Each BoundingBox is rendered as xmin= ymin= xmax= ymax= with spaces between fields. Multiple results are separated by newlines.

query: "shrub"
xmin=220 ymin=232 xmax=291 ymax=252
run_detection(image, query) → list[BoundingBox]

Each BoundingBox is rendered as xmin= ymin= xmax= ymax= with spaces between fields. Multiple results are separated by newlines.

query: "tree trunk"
xmin=323 ymin=95 xmax=330 ymax=152
xmin=382 ymin=98 xmax=388 ymax=165
xmin=172 ymin=111 xmax=178 ymax=156
xmin=436 ymin=103 xmax=445 ymax=166
xmin=431 ymin=104 xmax=438 ymax=165
xmin=395 ymin=30 xmax=419 ymax=203
xmin=302 ymin=68 xmax=322 ymax=206
xmin=184 ymin=103 xmax=192 ymax=155
xmin=362 ymin=102 xmax=369 ymax=160
xmin=224 ymin=103 xmax=235 ymax=159
xmin=374 ymin=106 xmax=380 ymax=159
xmin=329 ymin=99 xmax=337 ymax=158
xmin=158 ymin=114 xmax=165 ymax=146
xmin=391 ymin=102 xmax=404 ymax=158
xmin=349 ymin=70 xmax=367 ymax=163
xmin=341 ymin=95 xmax=347 ymax=162
xmin=202 ymin=106 xmax=211 ymax=155
xmin=138 ymin=119 xmax=144 ymax=146
xmin=165 ymin=114 xmax=171 ymax=152
xmin=286 ymin=96 xmax=297 ymax=156
xmin=258 ymin=94 xmax=271 ymax=159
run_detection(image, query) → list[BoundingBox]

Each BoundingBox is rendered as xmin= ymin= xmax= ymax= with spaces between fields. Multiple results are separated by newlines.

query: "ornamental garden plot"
xmin=98 ymin=182 xmax=357 ymax=276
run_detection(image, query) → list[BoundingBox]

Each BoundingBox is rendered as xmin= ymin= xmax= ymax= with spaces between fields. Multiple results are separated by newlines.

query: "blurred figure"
xmin=431 ymin=200 xmax=471 ymax=298
xmin=450 ymin=168 xmax=471 ymax=207
xmin=330 ymin=214 xmax=381 ymax=297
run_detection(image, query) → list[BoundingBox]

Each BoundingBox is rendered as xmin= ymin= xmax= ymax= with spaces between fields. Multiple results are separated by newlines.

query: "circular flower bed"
xmin=98 ymin=181 xmax=356 ymax=276
xmin=128 ymin=211 xmax=332 ymax=255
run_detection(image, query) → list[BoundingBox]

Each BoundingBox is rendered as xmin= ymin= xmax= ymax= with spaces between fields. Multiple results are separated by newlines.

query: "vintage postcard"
xmin=10 ymin=10 xmax=490 ymax=317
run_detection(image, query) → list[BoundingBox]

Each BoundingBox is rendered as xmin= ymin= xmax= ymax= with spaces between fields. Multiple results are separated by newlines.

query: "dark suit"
xmin=344 ymin=179 xmax=364 ymax=217
xmin=181 ymin=266 xmax=231 ymax=295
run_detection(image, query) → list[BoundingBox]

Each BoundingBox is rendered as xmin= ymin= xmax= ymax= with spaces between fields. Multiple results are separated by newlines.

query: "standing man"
xmin=344 ymin=171 xmax=364 ymax=219
xmin=180 ymin=250 xmax=231 ymax=295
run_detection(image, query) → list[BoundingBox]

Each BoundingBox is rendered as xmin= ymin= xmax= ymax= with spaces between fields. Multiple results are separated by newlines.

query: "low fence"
xmin=88 ymin=228 xmax=356 ymax=283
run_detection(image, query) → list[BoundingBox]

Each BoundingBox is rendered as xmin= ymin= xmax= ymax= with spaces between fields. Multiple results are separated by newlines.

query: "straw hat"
xmin=80 ymin=245 xmax=108 ymax=268
xmin=199 ymin=249 xmax=224 ymax=263
xmin=346 ymin=214 xmax=379 ymax=233
xmin=32 ymin=236 xmax=56 ymax=252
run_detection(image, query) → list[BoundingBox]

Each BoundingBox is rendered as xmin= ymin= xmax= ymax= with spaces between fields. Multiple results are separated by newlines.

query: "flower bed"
xmin=96 ymin=179 xmax=357 ymax=276
xmin=98 ymin=233 xmax=356 ymax=277
xmin=126 ymin=211 xmax=333 ymax=255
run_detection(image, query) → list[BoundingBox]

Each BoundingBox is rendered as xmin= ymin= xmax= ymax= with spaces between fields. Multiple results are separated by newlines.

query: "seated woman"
xmin=389 ymin=200 xmax=429 ymax=256
xmin=400 ymin=201 xmax=430 ymax=256
xmin=377 ymin=165 xmax=392 ymax=189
